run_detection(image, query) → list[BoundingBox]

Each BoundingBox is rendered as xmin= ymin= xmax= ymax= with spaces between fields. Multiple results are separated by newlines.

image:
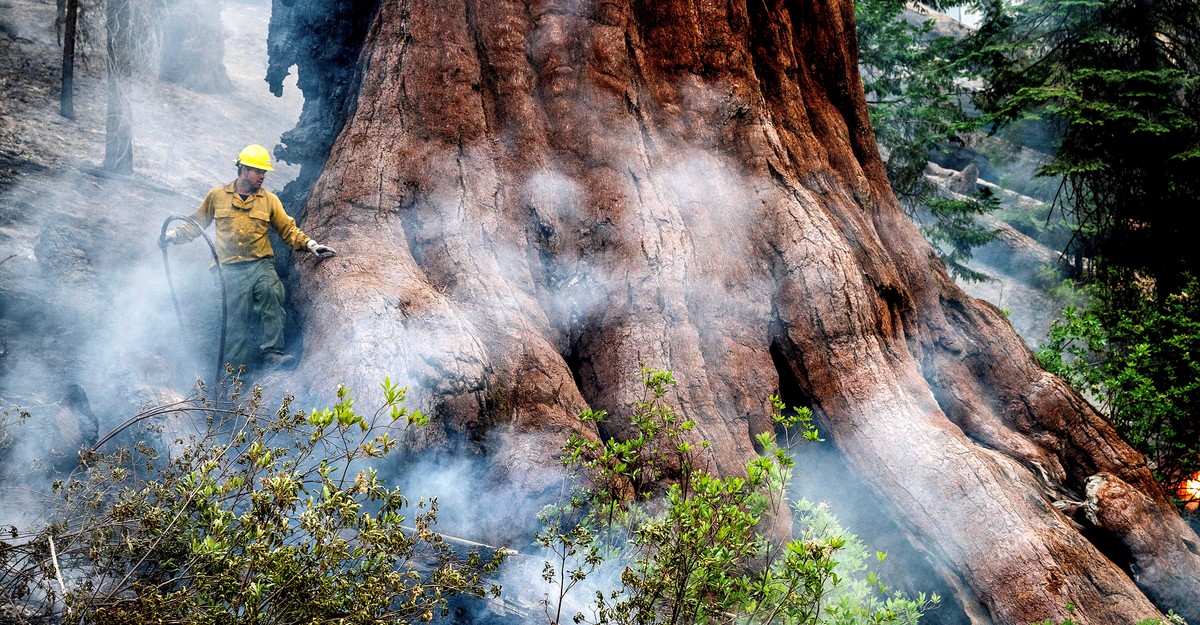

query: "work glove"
xmin=307 ymin=239 xmax=337 ymax=258
xmin=159 ymin=229 xmax=180 ymax=248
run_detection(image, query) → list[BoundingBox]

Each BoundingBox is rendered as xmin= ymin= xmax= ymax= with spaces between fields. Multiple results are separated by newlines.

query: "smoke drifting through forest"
xmin=286 ymin=94 xmax=962 ymax=622
xmin=276 ymin=0 xmax=1200 ymax=620
xmin=10 ymin=0 xmax=1193 ymax=622
xmin=0 ymin=0 xmax=298 ymax=537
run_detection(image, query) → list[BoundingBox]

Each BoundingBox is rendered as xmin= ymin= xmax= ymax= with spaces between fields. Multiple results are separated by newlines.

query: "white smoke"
xmin=0 ymin=0 xmax=302 ymax=536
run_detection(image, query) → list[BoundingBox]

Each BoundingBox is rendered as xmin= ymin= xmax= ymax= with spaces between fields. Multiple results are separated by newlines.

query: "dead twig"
xmin=48 ymin=536 xmax=69 ymax=610
xmin=399 ymin=525 xmax=520 ymax=557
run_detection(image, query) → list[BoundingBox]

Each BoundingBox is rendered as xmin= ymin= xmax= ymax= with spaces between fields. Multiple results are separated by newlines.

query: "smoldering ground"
xmin=0 ymin=0 xmax=300 ymax=523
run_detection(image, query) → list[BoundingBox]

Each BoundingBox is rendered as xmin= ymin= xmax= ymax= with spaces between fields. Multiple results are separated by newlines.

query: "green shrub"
xmin=3 ymin=378 xmax=502 ymax=624
xmin=1038 ymin=279 xmax=1200 ymax=507
xmin=793 ymin=500 xmax=934 ymax=625
xmin=538 ymin=365 xmax=937 ymax=625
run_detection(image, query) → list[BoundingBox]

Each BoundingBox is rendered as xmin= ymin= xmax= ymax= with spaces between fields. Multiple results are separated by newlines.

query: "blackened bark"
xmin=59 ymin=0 xmax=78 ymax=119
xmin=267 ymin=1 xmax=1200 ymax=623
xmin=266 ymin=0 xmax=380 ymax=194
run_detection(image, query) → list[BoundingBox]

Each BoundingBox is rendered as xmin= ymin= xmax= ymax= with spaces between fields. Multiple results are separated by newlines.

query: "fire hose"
xmin=88 ymin=217 xmax=229 ymax=451
xmin=159 ymin=215 xmax=228 ymax=388
xmin=89 ymin=219 xmax=228 ymax=453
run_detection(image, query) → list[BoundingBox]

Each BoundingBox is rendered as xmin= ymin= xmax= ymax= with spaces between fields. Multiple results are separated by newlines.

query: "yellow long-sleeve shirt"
xmin=181 ymin=182 xmax=311 ymax=264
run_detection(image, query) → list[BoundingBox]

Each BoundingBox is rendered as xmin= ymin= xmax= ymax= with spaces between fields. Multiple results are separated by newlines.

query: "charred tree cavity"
xmin=270 ymin=0 xmax=1200 ymax=623
xmin=267 ymin=0 xmax=383 ymax=205
xmin=767 ymin=335 xmax=814 ymax=435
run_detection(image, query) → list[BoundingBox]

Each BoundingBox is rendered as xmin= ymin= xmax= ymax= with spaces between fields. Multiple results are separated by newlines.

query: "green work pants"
xmin=222 ymin=258 xmax=286 ymax=368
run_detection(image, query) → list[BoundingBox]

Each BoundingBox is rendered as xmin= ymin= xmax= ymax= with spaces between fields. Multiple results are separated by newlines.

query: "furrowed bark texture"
xmin=268 ymin=1 xmax=1200 ymax=622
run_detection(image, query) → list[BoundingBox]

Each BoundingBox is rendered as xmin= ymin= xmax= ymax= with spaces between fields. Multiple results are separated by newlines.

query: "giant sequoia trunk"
xmin=267 ymin=1 xmax=1200 ymax=623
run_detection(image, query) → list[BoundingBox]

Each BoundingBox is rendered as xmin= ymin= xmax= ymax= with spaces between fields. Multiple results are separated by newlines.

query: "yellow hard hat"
xmin=235 ymin=144 xmax=274 ymax=171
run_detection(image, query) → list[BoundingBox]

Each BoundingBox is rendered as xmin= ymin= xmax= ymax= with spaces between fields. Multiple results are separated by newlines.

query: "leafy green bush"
xmin=2 ymin=378 xmax=502 ymax=624
xmin=1038 ymin=279 xmax=1200 ymax=508
xmin=538 ymin=366 xmax=937 ymax=625
xmin=792 ymin=500 xmax=936 ymax=625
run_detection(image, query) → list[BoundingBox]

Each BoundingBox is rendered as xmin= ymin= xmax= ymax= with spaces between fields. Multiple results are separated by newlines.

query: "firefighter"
xmin=160 ymin=144 xmax=335 ymax=370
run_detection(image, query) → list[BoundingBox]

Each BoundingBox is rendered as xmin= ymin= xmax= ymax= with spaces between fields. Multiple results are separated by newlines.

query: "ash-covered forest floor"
xmin=0 ymin=0 xmax=302 ymax=431
xmin=0 ymin=0 xmax=301 ymax=194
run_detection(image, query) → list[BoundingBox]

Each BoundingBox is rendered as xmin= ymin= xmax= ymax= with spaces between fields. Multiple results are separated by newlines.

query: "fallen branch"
xmin=400 ymin=525 xmax=520 ymax=557
xmin=48 ymin=535 xmax=68 ymax=611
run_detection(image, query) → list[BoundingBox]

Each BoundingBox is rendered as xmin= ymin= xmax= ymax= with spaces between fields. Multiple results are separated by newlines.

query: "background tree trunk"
xmin=102 ymin=0 xmax=133 ymax=174
xmin=158 ymin=0 xmax=232 ymax=93
xmin=59 ymin=0 xmax=78 ymax=119
xmin=268 ymin=1 xmax=1200 ymax=623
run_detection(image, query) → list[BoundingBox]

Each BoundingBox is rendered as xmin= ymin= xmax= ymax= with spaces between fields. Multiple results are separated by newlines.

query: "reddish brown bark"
xmin=272 ymin=0 xmax=1200 ymax=622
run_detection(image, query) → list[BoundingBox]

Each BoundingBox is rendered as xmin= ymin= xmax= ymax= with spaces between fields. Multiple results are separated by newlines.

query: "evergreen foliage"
xmin=966 ymin=0 xmax=1200 ymax=294
xmin=922 ymin=187 xmax=1003 ymax=282
xmin=857 ymin=0 xmax=976 ymax=208
xmin=963 ymin=0 xmax=1200 ymax=508
xmin=856 ymin=0 xmax=1000 ymax=282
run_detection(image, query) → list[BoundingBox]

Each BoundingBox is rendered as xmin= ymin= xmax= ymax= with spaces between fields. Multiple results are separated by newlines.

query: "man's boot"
xmin=262 ymin=351 xmax=296 ymax=370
